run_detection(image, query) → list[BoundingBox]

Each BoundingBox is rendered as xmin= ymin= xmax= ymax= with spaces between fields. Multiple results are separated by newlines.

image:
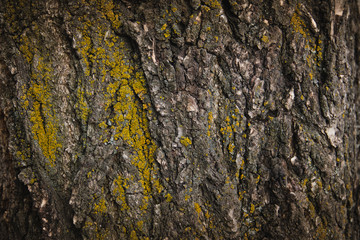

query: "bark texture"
xmin=0 ymin=0 xmax=359 ymax=239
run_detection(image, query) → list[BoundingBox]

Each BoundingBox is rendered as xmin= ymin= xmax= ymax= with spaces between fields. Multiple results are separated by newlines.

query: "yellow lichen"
xmin=228 ymin=143 xmax=235 ymax=154
xmin=98 ymin=121 xmax=107 ymax=129
xmin=204 ymin=0 xmax=221 ymax=9
xmin=165 ymin=193 xmax=172 ymax=202
xmin=112 ymin=175 xmax=129 ymax=210
xmin=161 ymin=23 xmax=167 ymax=31
xmin=250 ymin=204 xmax=255 ymax=214
xmin=130 ymin=230 xmax=139 ymax=240
xmin=93 ymin=197 xmax=107 ymax=214
xmin=207 ymin=112 xmax=213 ymax=137
xmin=180 ymin=137 xmax=192 ymax=147
xmin=256 ymin=174 xmax=260 ymax=184
xmin=74 ymin=17 xmax=163 ymax=214
xmin=96 ymin=0 xmax=122 ymax=29
xmin=194 ymin=202 xmax=201 ymax=214
xmin=261 ymin=35 xmax=269 ymax=43
xmin=164 ymin=30 xmax=171 ymax=38
xmin=136 ymin=221 xmax=144 ymax=229
xmin=185 ymin=194 xmax=190 ymax=201
xmin=76 ymin=79 xmax=91 ymax=122
xmin=18 ymin=40 xmax=62 ymax=167
xmin=291 ymin=5 xmax=323 ymax=80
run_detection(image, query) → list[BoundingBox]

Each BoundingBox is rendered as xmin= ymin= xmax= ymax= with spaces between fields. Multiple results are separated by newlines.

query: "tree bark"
xmin=0 ymin=0 xmax=359 ymax=239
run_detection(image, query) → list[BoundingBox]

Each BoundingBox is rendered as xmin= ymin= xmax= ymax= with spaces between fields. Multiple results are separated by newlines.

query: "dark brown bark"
xmin=0 ymin=0 xmax=359 ymax=239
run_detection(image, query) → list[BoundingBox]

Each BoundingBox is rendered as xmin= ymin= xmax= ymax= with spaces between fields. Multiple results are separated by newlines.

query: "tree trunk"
xmin=0 ymin=0 xmax=359 ymax=239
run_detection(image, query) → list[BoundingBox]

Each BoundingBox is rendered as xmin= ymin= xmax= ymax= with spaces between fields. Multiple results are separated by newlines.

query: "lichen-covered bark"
xmin=0 ymin=0 xmax=359 ymax=239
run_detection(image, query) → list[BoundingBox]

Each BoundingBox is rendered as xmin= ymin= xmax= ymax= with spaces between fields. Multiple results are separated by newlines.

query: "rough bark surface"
xmin=0 ymin=0 xmax=359 ymax=239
